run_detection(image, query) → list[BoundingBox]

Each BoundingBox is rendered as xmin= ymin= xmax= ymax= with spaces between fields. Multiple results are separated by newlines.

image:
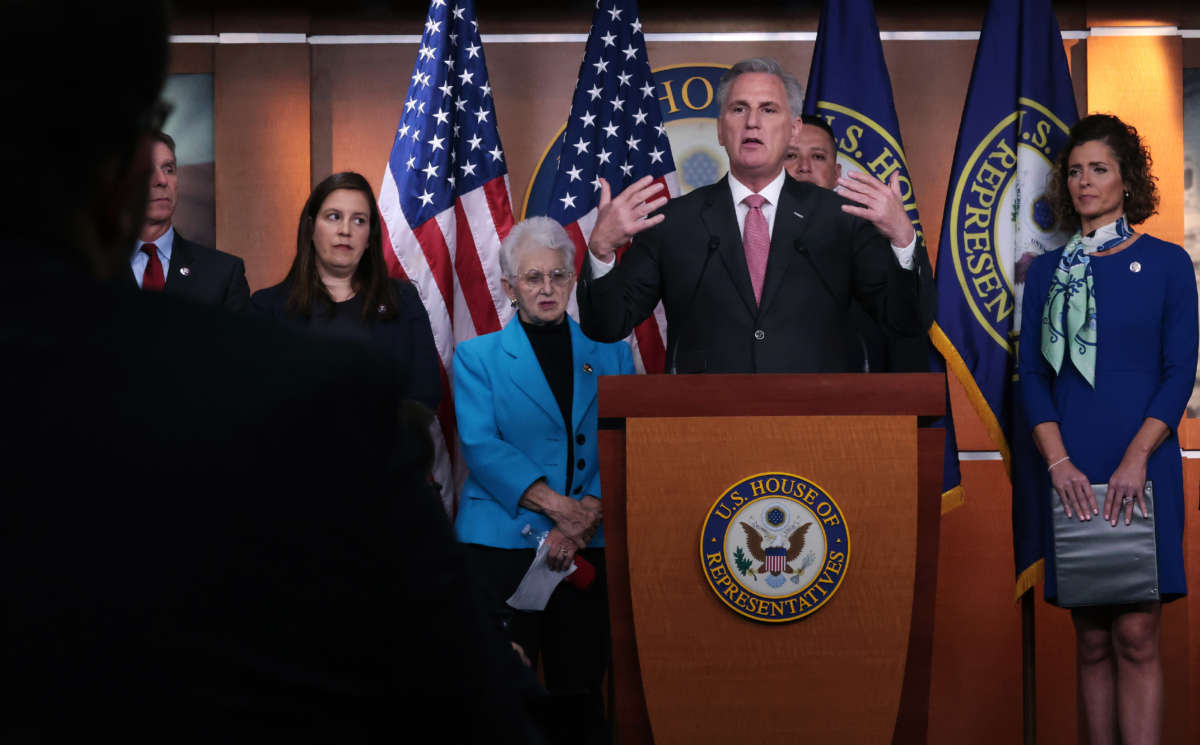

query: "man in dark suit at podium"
xmin=578 ymin=58 xmax=928 ymax=373
xmin=132 ymin=131 xmax=250 ymax=311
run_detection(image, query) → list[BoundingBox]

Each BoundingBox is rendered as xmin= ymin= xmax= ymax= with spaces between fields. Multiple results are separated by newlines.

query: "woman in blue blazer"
xmin=454 ymin=216 xmax=634 ymax=740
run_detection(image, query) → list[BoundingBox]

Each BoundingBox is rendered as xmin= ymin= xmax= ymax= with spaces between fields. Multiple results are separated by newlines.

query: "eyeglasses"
xmin=516 ymin=268 xmax=574 ymax=289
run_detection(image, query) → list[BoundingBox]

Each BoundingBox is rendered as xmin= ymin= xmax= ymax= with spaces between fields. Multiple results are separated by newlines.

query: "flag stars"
xmin=608 ymin=6 xmax=623 ymax=21
xmin=601 ymin=31 xmax=617 ymax=47
xmin=591 ymin=176 xmax=604 ymax=191
xmin=438 ymin=81 xmax=454 ymax=97
xmin=452 ymin=5 xmax=465 ymax=20
xmin=406 ymin=155 xmax=417 ymax=170
xmin=559 ymin=193 xmax=577 ymax=209
xmin=632 ymin=108 xmax=648 ymax=125
xmin=467 ymin=134 xmax=483 ymax=150
xmin=405 ymin=98 xmax=416 ymax=112
xmin=459 ymin=70 xmax=475 ymax=85
xmin=480 ymin=82 xmax=492 ymax=97
xmin=449 ymin=33 xmax=458 ymax=45
xmin=631 ymin=17 xmax=642 ymax=33
xmin=597 ymin=148 xmax=612 ymax=165
xmin=444 ymin=58 xmax=455 ymax=71
xmin=640 ymin=81 xmax=655 ymax=99
xmin=609 ymin=96 xmax=625 ymax=112
xmin=649 ymin=147 xmax=664 ymax=164
xmin=425 ymin=18 xmax=442 ymax=34
xmin=447 ymin=174 xmax=456 ymax=189
xmin=622 ymin=44 xmax=637 ymax=60
xmin=617 ymin=71 xmax=632 ymax=87
xmin=602 ymin=122 xmax=619 ymax=138
xmin=655 ymin=123 xmax=667 ymax=137
xmin=461 ymin=161 xmax=477 ymax=176
xmin=399 ymin=123 xmax=411 ymax=138
xmin=593 ymin=58 xmax=610 ymax=74
xmin=433 ymin=108 xmax=450 ymax=125
xmin=422 ymin=162 xmax=439 ymax=179
xmin=573 ymin=137 xmax=591 ymax=155
xmin=454 ymin=97 xmax=468 ymax=111
xmin=428 ymin=134 xmax=446 ymax=151
xmin=489 ymin=145 xmax=503 ymax=162
xmin=418 ymin=189 xmax=435 ymax=207
xmin=465 ymin=43 xmax=481 ymax=59
xmin=411 ymin=128 xmax=422 ymax=142
xmin=579 ymin=111 xmax=597 ymax=127
xmin=418 ymin=45 xmax=434 ymax=61
xmin=475 ymin=107 xmax=491 ymax=123
xmin=587 ymin=84 xmax=603 ymax=101
xmin=566 ymin=165 xmax=583 ymax=182
xmin=625 ymin=135 xmax=640 ymax=151
xmin=620 ymin=162 xmax=634 ymax=177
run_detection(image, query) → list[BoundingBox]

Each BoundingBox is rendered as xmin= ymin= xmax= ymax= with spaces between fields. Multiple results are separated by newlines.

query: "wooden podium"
xmin=597 ymin=373 xmax=945 ymax=745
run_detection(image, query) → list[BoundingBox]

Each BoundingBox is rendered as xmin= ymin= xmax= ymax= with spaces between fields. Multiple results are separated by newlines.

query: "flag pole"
xmin=1021 ymin=589 xmax=1037 ymax=745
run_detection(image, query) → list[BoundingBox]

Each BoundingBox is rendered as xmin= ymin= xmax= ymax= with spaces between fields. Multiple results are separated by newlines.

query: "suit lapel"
xmin=163 ymin=233 xmax=193 ymax=294
xmin=759 ymin=178 xmax=818 ymax=315
xmin=501 ymin=320 xmax=565 ymax=431
xmin=568 ymin=320 xmax=598 ymax=434
xmin=701 ymin=178 xmax=757 ymax=318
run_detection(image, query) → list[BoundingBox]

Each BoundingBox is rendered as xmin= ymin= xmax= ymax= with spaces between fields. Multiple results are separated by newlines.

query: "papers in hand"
xmin=506 ymin=539 xmax=577 ymax=611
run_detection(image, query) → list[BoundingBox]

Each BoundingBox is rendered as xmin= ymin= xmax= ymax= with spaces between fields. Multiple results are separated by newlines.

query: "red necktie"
xmin=141 ymin=243 xmax=165 ymax=292
xmin=742 ymin=194 xmax=769 ymax=305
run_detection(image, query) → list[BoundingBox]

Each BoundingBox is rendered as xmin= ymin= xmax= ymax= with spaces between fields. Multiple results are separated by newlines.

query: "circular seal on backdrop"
xmin=700 ymin=473 xmax=850 ymax=623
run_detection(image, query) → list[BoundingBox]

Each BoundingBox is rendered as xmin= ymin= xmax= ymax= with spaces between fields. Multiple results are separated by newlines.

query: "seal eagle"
xmin=740 ymin=521 xmax=811 ymax=575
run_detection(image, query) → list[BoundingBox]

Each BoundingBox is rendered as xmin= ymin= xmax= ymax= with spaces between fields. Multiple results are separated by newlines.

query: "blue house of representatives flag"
xmin=804 ymin=0 xmax=963 ymax=509
xmin=930 ymin=0 xmax=1078 ymax=597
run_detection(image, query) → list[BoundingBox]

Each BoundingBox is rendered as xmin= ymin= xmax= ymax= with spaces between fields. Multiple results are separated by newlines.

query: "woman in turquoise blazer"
xmin=453 ymin=216 xmax=633 ymax=741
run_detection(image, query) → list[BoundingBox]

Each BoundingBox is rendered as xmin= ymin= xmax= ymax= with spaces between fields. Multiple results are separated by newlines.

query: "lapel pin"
xmin=1129 ymin=261 xmax=1141 ymax=273
xmin=793 ymin=211 xmax=804 ymax=219
xmin=179 ymin=266 xmax=191 ymax=277
xmin=378 ymin=304 xmax=388 ymax=313
xmin=582 ymin=363 xmax=594 ymax=374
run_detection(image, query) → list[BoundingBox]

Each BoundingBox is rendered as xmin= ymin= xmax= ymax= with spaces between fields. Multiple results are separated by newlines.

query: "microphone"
xmin=668 ymin=235 xmax=720 ymax=374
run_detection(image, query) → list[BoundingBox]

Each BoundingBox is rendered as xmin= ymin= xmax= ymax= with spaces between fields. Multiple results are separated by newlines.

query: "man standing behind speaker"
xmin=132 ymin=131 xmax=250 ymax=311
xmin=578 ymin=58 xmax=928 ymax=374
xmin=785 ymin=114 xmax=936 ymax=372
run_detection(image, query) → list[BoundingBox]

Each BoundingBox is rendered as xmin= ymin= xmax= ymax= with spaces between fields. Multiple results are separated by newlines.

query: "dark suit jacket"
xmin=250 ymin=278 xmax=442 ymax=411
xmin=6 ymin=247 xmax=542 ymax=743
xmin=128 ymin=231 xmax=250 ymax=312
xmin=578 ymin=173 xmax=927 ymax=373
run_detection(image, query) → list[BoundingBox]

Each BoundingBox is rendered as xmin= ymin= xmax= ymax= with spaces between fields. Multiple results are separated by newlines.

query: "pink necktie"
xmin=742 ymin=194 xmax=769 ymax=304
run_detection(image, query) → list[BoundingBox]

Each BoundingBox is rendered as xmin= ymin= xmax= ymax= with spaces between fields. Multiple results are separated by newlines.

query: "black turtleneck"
xmin=521 ymin=318 xmax=574 ymax=495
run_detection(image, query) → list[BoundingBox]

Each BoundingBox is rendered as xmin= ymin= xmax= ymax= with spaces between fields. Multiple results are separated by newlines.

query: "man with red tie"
xmin=133 ymin=131 xmax=250 ymax=311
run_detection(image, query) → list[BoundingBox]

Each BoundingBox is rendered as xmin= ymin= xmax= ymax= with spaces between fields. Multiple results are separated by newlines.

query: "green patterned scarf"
xmin=1039 ymin=216 xmax=1133 ymax=386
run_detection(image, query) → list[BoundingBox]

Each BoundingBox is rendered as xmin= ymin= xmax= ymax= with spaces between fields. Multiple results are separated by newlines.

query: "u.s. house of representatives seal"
xmin=700 ymin=473 xmax=850 ymax=623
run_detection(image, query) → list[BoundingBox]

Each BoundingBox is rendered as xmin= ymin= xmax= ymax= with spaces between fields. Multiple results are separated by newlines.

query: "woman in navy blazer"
xmin=251 ymin=172 xmax=440 ymax=410
xmin=454 ymin=217 xmax=634 ymax=740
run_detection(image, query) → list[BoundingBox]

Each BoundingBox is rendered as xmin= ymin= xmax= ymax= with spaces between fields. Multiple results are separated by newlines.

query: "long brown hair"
xmin=285 ymin=171 xmax=398 ymax=321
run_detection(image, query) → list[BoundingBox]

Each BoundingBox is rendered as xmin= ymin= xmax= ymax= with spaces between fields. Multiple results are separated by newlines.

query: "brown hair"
xmin=285 ymin=171 xmax=398 ymax=321
xmin=1048 ymin=113 xmax=1158 ymax=230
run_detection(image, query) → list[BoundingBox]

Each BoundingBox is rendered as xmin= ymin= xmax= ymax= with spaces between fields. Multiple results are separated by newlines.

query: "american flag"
xmin=544 ymin=0 xmax=679 ymax=374
xmin=378 ymin=0 xmax=514 ymax=514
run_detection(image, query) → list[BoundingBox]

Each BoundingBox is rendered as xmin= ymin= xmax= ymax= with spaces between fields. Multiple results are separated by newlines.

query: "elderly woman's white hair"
xmin=498 ymin=216 xmax=576 ymax=277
